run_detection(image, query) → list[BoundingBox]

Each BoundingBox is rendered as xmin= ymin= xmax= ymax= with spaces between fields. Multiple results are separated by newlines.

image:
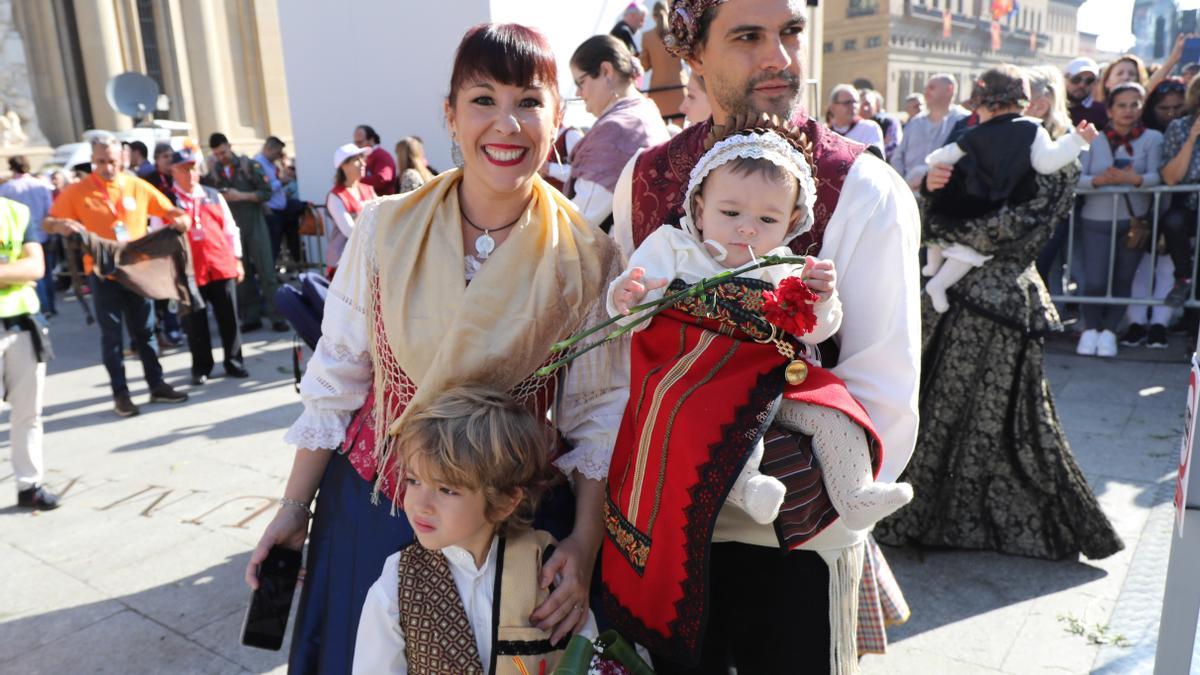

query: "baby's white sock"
xmin=775 ymin=401 xmax=913 ymax=531
xmin=727 ymin=439 xmax=786 ymax=524
xmin=924 ymin=257 xmax=975 ymax=314
xmin=922 ymin=244 xmax=945 ymax=277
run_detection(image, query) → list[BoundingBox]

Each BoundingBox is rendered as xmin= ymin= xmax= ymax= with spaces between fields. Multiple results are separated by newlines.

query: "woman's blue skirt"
xmin=287 ymin=451 xmax=577 ymax=674
xmin=288 ymin=452 xmax=413 ymax=675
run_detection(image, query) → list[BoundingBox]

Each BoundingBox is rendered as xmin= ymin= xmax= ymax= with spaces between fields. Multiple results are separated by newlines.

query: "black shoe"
xmin=159 ymin=332 xmax=182 ymax=349
xmin=271 ymin=320 xmax=290 ymax=333
xmin=1147 ymin=324 xmax=1169 ymax=349
xmin=241 ymin=319 xmax=264 ymax=333
xmin=191 ymin=373 xmax=208 ymax=386
xmin=149 ymin=383 xmax=189 ymax=404
xmin=224 ymin=364 xmax=250 ymax=379
xmin=1119 ymin=323 xmax=1147 ymax=346
xmin=1166 ymin=279 xmax=1192 ymax=309
xmin=17 ymin=485 xmax=60 ymax=510
xmin=114 ymin=392 xmax=140 ymax=417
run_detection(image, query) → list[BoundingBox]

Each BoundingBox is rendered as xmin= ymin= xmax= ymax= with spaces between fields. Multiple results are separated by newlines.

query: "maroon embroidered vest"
xmin=629 ymin=115 xmax=867 ymax=256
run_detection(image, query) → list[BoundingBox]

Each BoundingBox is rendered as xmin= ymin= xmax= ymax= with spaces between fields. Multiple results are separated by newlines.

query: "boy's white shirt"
xmin=924 ymin=121 xmax=1089 ymax=175
xmin=606 ymin=225 xmax=843 ymax=345
xmin=352 ymin=536 xmax=599 ymax=675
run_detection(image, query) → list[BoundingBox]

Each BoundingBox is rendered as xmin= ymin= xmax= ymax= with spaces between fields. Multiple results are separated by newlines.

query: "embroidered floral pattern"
xmin=874 ymin=166 xmax=1124 ymax=560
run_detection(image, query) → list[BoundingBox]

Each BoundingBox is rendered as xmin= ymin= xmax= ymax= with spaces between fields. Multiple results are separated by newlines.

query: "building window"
xmin=847 ymin=0 xmax=878 ymax=17
xmin=136 ymin=0 xmax=167 ymax=118
xmin=867 ymin=36 xmax=882 ymax=48
xmin=824 ymin=41 xmax=834 ymax=53
xmin=844 ymin=38 xmax=858 ymax=50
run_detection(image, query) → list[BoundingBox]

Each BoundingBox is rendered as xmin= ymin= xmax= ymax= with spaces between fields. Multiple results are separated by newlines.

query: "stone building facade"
xmin=820 ymin=0 xmax=1085 ymax=113
xmin=9 ymin=0 xmax=292 ymax=159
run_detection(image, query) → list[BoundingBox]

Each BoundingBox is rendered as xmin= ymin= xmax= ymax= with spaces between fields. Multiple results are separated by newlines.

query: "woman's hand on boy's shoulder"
xmin=530 ymin=534 xmax=595 ymax=643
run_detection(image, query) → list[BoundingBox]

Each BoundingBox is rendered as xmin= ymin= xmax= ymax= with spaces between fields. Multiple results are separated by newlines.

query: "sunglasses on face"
xmin=833 ymin=98 xmax=857 ymax=106
xmin=1070 ymin=74 xmax=1096 ymax=86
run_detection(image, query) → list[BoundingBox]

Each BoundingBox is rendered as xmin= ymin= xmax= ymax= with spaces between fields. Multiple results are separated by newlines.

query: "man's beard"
xmin=711 ymin=70 xmax=803 ymax=120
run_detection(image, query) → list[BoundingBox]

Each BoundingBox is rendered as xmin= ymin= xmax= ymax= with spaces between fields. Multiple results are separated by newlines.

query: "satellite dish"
xmin=106 ymin=73 xmax=160 ymax=120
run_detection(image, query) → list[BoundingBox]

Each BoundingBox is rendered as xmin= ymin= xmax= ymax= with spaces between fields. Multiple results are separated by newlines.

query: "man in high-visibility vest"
xmin=0 ymin=196 xmax=58 ymax=509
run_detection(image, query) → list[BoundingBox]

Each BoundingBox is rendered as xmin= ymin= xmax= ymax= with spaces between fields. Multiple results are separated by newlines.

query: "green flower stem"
xmin=537 ymin=254 xmax=808 ymax=377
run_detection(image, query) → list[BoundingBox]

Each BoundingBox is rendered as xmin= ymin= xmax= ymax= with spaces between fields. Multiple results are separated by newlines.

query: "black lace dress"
xmin=874 ymin=165 xmax=1124 ymax=560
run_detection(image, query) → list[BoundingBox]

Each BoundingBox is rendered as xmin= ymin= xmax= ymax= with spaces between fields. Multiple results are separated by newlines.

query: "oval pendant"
xmin=785 ymin=360 xmax=808 ymax=385
xmin=475 ymin=232 xmax=496 ymax=260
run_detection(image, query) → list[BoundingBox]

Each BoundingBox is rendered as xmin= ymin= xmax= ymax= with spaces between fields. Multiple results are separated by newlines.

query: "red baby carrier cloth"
xmin=599 ymin=279 xmax=883 ymax=665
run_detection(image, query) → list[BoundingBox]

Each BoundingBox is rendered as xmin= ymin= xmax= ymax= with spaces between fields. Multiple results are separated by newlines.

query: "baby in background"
xmin=922 ymin=64 xmax=1098 ymax=313
xmin=610 ymin=124 xmax=912 ymax=530
xmin=352 ymin=387 xmax=596 ymax=675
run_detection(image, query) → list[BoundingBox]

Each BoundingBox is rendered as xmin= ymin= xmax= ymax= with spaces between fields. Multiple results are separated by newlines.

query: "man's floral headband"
xmin=665 ymin=0 xmax=727 ymax=59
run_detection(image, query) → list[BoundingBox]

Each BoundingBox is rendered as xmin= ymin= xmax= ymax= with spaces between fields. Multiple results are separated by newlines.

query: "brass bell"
xmin=785 ymin=360 xmax=808 ymax=385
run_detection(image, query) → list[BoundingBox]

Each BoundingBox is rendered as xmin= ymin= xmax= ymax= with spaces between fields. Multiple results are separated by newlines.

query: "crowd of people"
xmin=0 ymin=0 xmax=1193 ymax=673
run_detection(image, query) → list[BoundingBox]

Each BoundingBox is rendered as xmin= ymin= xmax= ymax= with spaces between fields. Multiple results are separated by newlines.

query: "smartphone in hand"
xmin=1112 ymin=158 xmax=1133 ymax=170
xmin=241 ymin=546 xmax=302 ymax=651
xmin=1182 ymin=37 xmax=1200 ymax=68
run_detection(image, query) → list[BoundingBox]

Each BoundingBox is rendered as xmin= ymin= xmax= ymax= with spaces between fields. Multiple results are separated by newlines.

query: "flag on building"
xmin=943 ymin=9 xmax=952 ymax=37
xmin=991 ymin=0 xmax=1013 ymax=21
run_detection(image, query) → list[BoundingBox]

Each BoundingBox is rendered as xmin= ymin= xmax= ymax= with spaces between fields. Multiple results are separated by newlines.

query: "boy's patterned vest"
xmin=397 ymin=529 xmax=564 ymax=675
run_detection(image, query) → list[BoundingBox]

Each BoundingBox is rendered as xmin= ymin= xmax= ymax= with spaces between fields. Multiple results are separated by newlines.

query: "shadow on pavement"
xmin=0 ymin=550 xmax=293 ymax=673
xmin=879 ymin=544 xmax=1107 ymax=641
xmin=104 ymin=402 xmax=301 ymax=453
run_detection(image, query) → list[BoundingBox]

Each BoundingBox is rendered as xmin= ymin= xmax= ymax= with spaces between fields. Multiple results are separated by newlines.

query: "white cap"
xmin=332 ymin=143 xmax=370 ymax=170
xmin=1065 ymin=57 xmax=1099 ymax=78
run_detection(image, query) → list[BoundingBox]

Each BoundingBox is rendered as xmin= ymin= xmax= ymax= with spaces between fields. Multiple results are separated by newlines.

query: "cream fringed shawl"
xmin=356 ymin=169 xmax=621 ymax=482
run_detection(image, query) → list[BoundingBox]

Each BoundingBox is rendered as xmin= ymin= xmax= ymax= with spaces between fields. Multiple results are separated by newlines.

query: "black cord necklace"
xmin=460 ymin=192 xmax=521 ymax=260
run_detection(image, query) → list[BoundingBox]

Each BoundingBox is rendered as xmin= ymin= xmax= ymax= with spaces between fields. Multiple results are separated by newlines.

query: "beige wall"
xmin=13 ymin=0 xmax=292 ymax=154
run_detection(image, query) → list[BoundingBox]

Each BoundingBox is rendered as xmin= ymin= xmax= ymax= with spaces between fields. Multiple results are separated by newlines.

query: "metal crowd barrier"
xmin=1050 ymin=184 xmax=1200 ymax=309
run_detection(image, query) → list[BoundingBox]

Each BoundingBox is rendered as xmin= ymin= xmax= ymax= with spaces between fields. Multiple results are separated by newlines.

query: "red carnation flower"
xmin=761 ymin=276 xmax=820 ymax=337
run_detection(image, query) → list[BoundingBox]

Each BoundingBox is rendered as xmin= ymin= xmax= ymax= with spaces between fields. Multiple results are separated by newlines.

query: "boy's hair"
xmin=396 ymin=386 xmax=553 ymax=531
xmin=972 ymin=64 xmax=1031 ymax=112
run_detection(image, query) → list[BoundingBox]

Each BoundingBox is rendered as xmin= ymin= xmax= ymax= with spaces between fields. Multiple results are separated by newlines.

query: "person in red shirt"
xmin=169 ymin=149 xmax=249 ymax=385
xmin=353 ymin=124 xmax=397 ymax=196
xmin=43 ymin=134 xmax=191 ymax=417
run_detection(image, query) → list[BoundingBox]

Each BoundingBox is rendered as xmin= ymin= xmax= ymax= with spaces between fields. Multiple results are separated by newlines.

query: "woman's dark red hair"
xmin=448 ymin=24 xmax=560 ymax=105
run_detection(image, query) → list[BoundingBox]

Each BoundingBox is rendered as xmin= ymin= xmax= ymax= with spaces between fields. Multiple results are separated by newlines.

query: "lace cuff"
xmin=284 ymin=408 xmax=353 ymax=450
xmin=554 ymin=441 xmax=613 ymax=482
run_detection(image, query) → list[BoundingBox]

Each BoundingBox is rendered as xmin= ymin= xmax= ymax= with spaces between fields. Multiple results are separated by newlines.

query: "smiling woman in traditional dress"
xmin=244 ymin=24 xmax=626 ymax=674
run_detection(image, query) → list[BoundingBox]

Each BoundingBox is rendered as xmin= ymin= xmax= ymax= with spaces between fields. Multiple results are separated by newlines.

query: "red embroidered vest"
xmin=629 ymin=115 xmax=866 ymax=255
xmin=175 ymin=186 xmax=237 ymax=286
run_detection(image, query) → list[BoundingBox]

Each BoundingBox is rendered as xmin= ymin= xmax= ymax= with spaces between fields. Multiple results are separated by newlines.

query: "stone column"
xmin=177 ymin=0 xmax=232 ymax=141
xmin=9 ymin=0 xmax=66 ymax=145
xmin=254 ymin=0 xmax=293 ymax=143
xmin=72 ymin=0 xmax=129 ymax=131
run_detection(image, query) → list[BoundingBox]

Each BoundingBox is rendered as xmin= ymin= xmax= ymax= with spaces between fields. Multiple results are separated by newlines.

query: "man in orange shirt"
xmin=44 ymin=134 xmax=191 ymax=417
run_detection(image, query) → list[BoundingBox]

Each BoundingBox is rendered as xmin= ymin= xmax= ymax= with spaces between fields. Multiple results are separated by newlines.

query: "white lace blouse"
xmin=283 ymin=200 xmax=629 ymax=482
